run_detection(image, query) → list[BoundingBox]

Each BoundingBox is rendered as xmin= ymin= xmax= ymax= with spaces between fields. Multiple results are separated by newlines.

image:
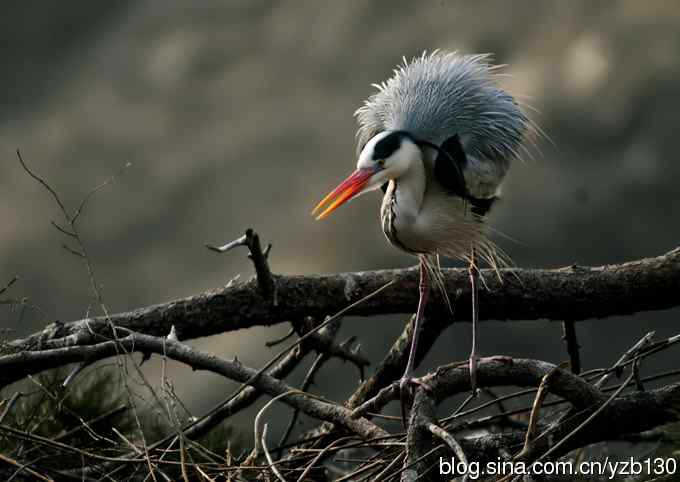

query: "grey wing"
xmin=433 ymin=134 xmax=499 ymax=216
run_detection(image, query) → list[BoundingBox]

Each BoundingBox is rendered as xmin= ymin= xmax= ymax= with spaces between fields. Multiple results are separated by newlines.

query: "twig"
xmin=537 ymin=369 xmax=635 ymax=462
xmin=595 ymin=331 xmax=654 ymax=388
xmin=79 ymin=289 xmax=384 ymax=478
xmin=383 ymin=445 xmax=446 ymax=482
xmin=0 ymin=276 xmax=19 ymax=297
xmin=16 ymin=150 xmax=69 ymax=221
xmin=262 ymin=424 xmax=288 ymax=482
xmin=149 ymin=338 xmax=310 ymax=449
xmin=207 ymin=228 xmax=276 ymax=300
xmin=61 ymin=243 xmax=85 ymax=258
xmin=633 ymin=358 xmax=644 ymax=391
xmin=0 ymin=452 xmax=54 ymax=482
xmin=71 ymin=162 xmax=132 ymax=225
xmin=0 ymin=392 xmax=21 ymax=423
xmin=50 ymin=221 xmax=77 ymax=238
xmin=365 ymin=451 xmax=404 ymax=482
xmin=62 ymin=362 xmax=86 ymax=386
xmin=426 ymin=423 xmax=469 ymax=482
xmin=278 ymin=351 xmax=329 ymax=453
xmin=266 ymin=327 xmax=296 ymax=347
xmin=205 ymin=234 xmax=247 ymax=253
xmin=15 ymin=151 xmax=157 ymax=473
xmin=517 ymin=365 xmax=561 ymax=457
xmin=295 ymin=436 xmax=356 ymax=482
xmin=113 ymin=427 xmax=142 ymax=454
xmin=252 ymin=391 xmax=298 ymax=463
xmin=561 ymin=319 xmax=580 ymax=374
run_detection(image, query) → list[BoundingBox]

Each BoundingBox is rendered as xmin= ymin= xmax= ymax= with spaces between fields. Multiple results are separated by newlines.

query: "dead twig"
xmin=207 ymin=228 xmax=276 ymax=301
xmin=0 ymin=392 xmax=22 ymax=423
xmin=426 ymin=423 xmax=469 ymax=482
xmin=537 ymin=369 xmax=636 ymax=462
xmin=262 ymin=424 xmax=288 ymax=482
xmin=0 ymin=276 xmax=19 ymax=297
xmin=595 ymin=331 xmax=654 ymax=388
xmin=561 ymin=319 xmax=580 ymax=374
xmin=0 ymin=452 xmax=54 ymax=482
xmin=517 ymin=364 xmax=562 ymax=458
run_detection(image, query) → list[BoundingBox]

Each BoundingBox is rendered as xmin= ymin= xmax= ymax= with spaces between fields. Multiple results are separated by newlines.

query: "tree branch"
xmin=0 ymin=331 xmax=388 ymax=442
xmin=7 ymin=247 xmax=680 ymax=352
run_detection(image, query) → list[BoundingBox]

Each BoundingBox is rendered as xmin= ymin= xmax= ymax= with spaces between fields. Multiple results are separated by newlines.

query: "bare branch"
xmin=517 ymin=364 xmax=561 ymax=458
xmin=207 ymin=228 xmax=275 ymax=299
xmin=595 ymin=331 xmax=654 ymax=388
xmin=0 ymin=276 xmax=19 ymax=297
xmin=536 ymin=369 xmax=636 ymax=462
xmin=50 ymin=221 xmax=78 ymax=238
xmin=9 ymin=246 xmax=680 ymax=353
xmin=0 ymin=392 xmax=22 ymax=423
xmin=0 ymin=452 xmax=54 ymax=482
xmin=261 ymin=424 xmax=288 ymax=482
xmin=16 ymin=149 xmax=70 ymax=223
xmin=426 ymin=423 xmax=468 ymax=482
xmin=71 ymin=162 xmax=132 ymax=225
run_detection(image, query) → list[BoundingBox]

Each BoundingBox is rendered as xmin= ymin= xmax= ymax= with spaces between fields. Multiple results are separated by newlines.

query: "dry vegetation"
xmin=2 ymin=153 xmax=680 ymax=482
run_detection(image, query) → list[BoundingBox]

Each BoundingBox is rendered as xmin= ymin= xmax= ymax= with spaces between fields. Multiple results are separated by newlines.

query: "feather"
xmin=360 ymin=50 xmax=529 ymax=272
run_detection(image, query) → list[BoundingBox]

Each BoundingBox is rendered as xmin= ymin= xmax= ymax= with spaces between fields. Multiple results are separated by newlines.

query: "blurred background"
xmin=1 ymin=0 xmax=679 ymax=442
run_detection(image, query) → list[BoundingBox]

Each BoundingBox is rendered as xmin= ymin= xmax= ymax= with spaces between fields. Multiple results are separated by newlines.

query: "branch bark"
xmin=7 ymin=247 xmax=680 ymax=352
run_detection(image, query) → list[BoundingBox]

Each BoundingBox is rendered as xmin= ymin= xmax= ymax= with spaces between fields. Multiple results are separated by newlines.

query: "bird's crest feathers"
xmin=354 ymin=50 xmax=529 ymax=168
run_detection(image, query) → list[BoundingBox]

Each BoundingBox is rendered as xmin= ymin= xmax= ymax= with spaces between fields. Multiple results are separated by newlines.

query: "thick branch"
xmin=8 ymin=247 xmax=680 ymax=351
xmin=352 ymin=357 xmax=604 ymax=420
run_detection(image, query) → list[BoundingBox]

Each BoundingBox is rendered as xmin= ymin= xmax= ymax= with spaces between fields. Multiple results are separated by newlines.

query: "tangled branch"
xmin=3 ymin=149 xmax=680 ymax=481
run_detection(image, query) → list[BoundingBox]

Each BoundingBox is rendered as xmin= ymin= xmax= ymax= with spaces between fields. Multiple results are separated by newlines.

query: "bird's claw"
xmin=399 ymin=376 xmax=431 ymax=394
xmin=398 ymin=376 xmax=432 ymax=428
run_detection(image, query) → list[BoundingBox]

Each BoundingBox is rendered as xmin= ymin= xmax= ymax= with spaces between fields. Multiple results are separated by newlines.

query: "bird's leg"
xmin=399 ymin=257 xmax=430 ymax=426
xmin=468 ymin=247 xmax=480 ymax=396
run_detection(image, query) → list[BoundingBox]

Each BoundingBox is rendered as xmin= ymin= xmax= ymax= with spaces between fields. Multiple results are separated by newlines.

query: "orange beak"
xmin=311 ymin=168 xmax=375 ymax=220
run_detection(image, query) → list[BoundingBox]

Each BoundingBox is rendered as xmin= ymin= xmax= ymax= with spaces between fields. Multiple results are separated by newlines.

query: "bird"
xmin=312 ymin=50 xmax=530 ymax=421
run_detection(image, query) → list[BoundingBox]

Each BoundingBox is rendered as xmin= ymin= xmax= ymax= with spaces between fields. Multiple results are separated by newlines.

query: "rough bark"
xmin=8 ymin=247 xmax=680 ymax=352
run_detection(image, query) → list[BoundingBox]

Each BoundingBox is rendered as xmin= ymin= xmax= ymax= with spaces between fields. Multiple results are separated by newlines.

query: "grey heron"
xmin=312 ymin=51 xmax=530 ymax=418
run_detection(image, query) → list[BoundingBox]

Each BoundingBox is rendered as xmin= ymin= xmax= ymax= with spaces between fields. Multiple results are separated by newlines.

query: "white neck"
xmin=391 ymin=158 xmax=426 ymax=224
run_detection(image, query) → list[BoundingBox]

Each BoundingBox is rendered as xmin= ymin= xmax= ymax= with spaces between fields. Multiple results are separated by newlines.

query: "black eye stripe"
xmin=372 ymin=131 xmax=410 ymax=160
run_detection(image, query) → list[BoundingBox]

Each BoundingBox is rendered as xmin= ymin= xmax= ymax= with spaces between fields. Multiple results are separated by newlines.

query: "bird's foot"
xmin=398 ymin=375 xmax=432 ymax=428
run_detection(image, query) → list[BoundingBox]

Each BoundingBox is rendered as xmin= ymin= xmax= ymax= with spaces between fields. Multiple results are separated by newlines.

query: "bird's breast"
xmin=380 ymin=183 xmax=417 ymax=255
xmin=380 ymin=180 xmax=490 ymax=261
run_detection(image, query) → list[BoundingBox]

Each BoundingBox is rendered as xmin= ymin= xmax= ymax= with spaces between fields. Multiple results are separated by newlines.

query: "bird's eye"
xmin=377 ymin=159 xmax=385 ymax=167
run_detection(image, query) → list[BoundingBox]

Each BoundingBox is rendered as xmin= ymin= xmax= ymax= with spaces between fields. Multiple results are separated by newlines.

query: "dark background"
xmin=1 ymin=1 xmax=679 ymax=440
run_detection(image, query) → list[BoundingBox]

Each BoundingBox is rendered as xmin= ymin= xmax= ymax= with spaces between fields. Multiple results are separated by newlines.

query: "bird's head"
xmin=312 ymin=130 xmax=421 ymax=220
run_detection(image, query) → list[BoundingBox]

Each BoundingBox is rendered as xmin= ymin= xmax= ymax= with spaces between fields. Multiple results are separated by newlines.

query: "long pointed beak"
xmin=311 ymin=168 xmax=374 ymax=220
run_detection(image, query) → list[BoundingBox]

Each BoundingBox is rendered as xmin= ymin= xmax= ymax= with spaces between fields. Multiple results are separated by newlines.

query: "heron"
xmin=312 ymin=51 xmax=530 ymax=417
